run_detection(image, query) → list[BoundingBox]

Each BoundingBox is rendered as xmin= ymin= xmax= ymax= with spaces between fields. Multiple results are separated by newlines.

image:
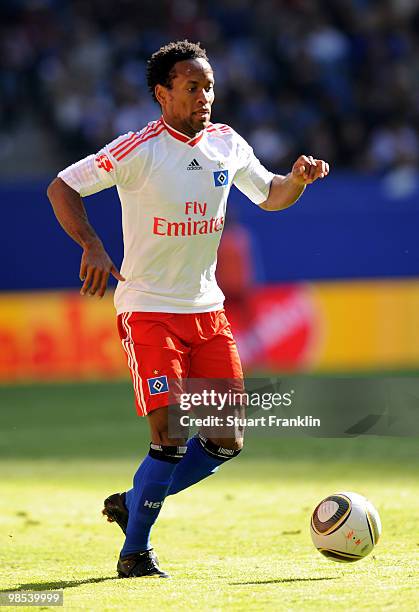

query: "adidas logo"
xmin=187 ymin=158 xmax=203 ymax=170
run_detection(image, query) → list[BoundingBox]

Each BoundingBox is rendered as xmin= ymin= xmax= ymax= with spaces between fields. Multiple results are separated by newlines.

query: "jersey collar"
xmin=161 ymin=117 xmax=204 ymax=147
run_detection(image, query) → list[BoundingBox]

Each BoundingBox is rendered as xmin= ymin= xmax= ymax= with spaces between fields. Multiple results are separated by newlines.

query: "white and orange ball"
xmin=310 ymin=491 xmax=381 ymax=562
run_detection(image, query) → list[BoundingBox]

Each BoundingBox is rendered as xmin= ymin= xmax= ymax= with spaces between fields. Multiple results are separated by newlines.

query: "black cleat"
xmin=117 ymin=549 xmax=169 ymax=578
xmin=102 ymin=492 xmax=128 ymax=534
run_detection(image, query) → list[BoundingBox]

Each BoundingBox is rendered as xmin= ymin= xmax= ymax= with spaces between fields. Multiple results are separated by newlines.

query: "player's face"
xmin=157 ymin=58 xmax=215 ymax=137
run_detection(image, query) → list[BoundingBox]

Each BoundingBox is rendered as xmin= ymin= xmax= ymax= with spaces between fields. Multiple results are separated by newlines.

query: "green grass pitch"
xmin=0 ymin=381 xmax=418 ymax=611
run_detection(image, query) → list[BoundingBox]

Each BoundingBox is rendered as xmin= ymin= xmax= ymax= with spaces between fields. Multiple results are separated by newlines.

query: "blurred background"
xmin=1 ymin=0 xmax=419 ymax=382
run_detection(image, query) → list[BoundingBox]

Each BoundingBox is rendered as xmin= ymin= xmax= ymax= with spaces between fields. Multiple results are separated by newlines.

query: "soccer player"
xmin=47 ymin=40 xmax=329 ymax=578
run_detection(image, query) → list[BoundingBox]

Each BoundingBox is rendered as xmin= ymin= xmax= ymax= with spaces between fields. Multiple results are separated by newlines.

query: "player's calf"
xmin=167 ymin=433 xmax=242 ymax=496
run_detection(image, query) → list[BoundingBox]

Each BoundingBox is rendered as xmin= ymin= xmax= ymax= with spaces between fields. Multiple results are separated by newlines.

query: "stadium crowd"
xmin=1 ymin=0 xmax=418 ymax=176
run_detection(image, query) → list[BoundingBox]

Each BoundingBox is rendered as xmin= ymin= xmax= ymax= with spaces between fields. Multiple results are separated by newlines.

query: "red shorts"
xmin=117 ymin=310 xmax=243 ymax=416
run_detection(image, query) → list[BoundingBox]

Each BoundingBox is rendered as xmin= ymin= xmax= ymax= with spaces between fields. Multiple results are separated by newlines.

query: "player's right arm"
xmin=47 ymin=128 xmax=149 ymax=297
xmin=46 ymin=177 xmax=124 ymax=297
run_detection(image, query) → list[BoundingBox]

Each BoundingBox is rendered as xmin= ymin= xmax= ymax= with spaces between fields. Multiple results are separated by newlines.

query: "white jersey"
xmin=58 ymin=117 xmax=274 ymax=314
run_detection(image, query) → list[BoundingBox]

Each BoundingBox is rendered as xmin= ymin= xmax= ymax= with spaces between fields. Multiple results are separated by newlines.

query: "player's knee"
xmin=150 ymin=428 xmax=187 ymax=446
xmin=147 ymin=404 xmax=188 ymax=446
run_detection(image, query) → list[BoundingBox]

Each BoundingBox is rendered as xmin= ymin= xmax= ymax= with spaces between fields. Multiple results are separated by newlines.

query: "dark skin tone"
xmin=45 ymin=181 xmax=125 ymax=297
xmin=47 ymin=57 xmax=329 ymax=449
xmin=156 ymin=57 xmax=215 ymax=137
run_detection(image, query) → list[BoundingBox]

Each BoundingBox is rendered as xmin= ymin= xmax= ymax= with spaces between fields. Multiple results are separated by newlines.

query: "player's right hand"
xmin=79 ymin=240 xmax=125 ymax=298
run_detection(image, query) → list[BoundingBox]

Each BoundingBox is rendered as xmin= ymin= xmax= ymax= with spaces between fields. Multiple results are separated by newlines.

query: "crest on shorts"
xmin=147 ymin=375 xmax=169 ymax=395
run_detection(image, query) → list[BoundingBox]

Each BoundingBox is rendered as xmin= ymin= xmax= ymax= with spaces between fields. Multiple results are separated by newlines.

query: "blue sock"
xmin=123 ymin=436 xmax=242 ymax=520
xmin=124 ymin=437 xmax=217 ymax=507
xmin=121 ymin=444 xmax=186 ymax=556
xmin=167 ymin=434 xmax=241 ymax=496
xmin=125 ymin=488 xmax=133 ymax=509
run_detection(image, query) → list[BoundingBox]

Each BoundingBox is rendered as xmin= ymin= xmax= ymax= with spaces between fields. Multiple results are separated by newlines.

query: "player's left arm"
xmin=259 ymin=155 xmax=330 ymax=211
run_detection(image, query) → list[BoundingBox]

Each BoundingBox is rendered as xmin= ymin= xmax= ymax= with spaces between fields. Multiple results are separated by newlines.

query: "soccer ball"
xmin=310 ymin=491 xmax=381 ymax=562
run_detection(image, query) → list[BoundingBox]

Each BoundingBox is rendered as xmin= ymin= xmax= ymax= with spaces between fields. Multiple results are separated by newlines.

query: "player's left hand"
xmin=291 ymin=155 xmax=330 ymax=186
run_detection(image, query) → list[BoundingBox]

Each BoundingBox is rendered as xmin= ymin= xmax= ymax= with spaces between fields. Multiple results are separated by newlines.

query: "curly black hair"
xmin=147 ymin=40 xmax=209 ymax=103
